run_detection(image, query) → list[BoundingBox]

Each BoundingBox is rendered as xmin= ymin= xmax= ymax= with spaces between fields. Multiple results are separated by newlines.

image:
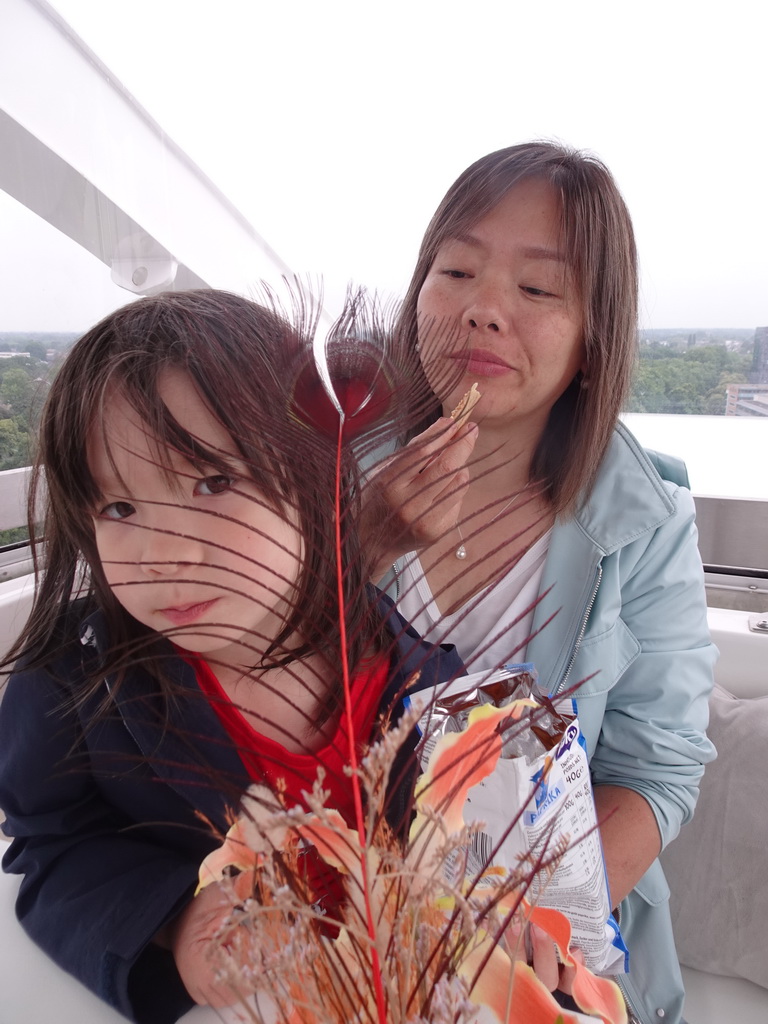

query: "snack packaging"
xmin=406 ymin=664 xmax=629 ymax=975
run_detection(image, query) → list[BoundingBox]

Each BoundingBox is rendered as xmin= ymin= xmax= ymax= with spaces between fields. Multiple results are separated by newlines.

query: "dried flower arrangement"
xmin=0 ymin=285 xmax=636 ymax=1024
xmin=196 ymin=695 xmax=627 ymax=1024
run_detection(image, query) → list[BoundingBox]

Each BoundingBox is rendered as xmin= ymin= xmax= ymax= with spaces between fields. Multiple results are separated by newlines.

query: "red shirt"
xmin=189 ymin=655 xmax=389 ymax=824
xmin=187 ymin=655 xmax=389 ymax=922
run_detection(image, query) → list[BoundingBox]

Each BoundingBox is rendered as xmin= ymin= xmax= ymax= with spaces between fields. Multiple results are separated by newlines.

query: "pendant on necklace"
xmin=455 ymin=543 xmax=467 ymax=560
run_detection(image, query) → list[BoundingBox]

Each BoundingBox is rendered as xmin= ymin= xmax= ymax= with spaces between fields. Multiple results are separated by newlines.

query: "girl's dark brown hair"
xmin=399 ymin=141 xmax=639 ymax=515
xmin=11 ymin=289 xmax=381 ymax=716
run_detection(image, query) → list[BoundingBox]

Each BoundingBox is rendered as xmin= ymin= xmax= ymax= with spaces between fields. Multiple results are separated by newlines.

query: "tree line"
xmin=0 ymin=339 xmax=756 ymax=470
xmin=627 ymin=342 xmax=753 ymax=415
xmin=0 ymin=334 xmax=756 ymax=543
xmin=0 ymin=337 xmax=72 ymax=544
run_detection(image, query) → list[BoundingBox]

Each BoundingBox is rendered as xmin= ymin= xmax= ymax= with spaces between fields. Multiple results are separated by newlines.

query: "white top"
xmin=397 ymin=530 xmax=552 ymax=673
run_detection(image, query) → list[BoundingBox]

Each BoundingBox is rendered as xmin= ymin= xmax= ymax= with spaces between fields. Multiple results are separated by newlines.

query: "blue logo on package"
xmin=557 ymin=722 xmax=579 ymax=757
xmin=525 ymin=761 xmax=562 ymax=824
xmin=530 ymin=763 xmax=550 ymax=808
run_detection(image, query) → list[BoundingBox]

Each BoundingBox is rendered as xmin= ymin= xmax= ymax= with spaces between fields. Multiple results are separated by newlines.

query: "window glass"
xmin=2 ymin=0 xmax=765 ymax=572
xmin=623 ymin=330 xmax=768 ymax=501
xmin=0 ymin=190 xmax=135 ymax=544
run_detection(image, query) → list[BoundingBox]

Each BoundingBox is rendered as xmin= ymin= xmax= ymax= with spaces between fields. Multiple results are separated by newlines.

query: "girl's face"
xmin=89 ymin=369 xmax=303 ymax=669
xmin=417 ymin=177 xmax=585 ymax=443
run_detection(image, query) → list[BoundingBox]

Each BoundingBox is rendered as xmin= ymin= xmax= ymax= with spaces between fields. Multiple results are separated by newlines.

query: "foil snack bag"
xmin=407 ymin=665 xmax=628 ymax=976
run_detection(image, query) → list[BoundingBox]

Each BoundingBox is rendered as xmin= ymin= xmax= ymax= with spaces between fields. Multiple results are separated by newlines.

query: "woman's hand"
xmin=506 ymin=921 xmax=583 ymax=995
xmin=363 ymin=417 xmax=478 ymax=578
xmin=168 ymin=873 xmax=254 ymax=1007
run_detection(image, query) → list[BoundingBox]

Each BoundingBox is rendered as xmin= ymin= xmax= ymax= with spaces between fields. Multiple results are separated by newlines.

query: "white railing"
xmin=0 ymin=0 xmax=296 ymax=299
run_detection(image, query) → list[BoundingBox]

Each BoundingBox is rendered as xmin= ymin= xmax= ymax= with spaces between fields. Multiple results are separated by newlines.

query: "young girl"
xmin=0 ymin=290 xmax=463 ymax=1024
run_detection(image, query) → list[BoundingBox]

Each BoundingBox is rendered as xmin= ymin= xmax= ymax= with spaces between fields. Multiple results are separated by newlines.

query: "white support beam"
xmin=0 ymin=0 xmax=294 ymax=296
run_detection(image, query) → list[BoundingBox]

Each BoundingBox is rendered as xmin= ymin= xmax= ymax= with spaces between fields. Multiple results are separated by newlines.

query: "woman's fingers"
xmin=364 ymin=418 xmax=478 ymax=571
xmin=529 ymin=923 xmax=561 ymax=992
xmin=505 ymin=921 xmax=583 ymax=997
xmin=377 ymin=418 xmax=477 ymax=497
xmin=408 ymin=464 xmax=471 ymax=545
xmin=407 ymin=416 xmax=477 ymax=477
xmin=557 ymin=944 xmax=585 ymax=995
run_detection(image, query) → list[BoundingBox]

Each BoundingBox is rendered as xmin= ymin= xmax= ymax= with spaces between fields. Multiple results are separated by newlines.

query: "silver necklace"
xmin=454 ymin=492 xmax=522 ymax=560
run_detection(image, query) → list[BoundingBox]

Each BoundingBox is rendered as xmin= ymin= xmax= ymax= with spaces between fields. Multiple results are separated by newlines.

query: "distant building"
xmin=725 ymin=383 xmax=768 ymax=416
xmin=724 ymin=327 xmax=768 ymax=415
xmin=0 ymin=352 xmax=30 ymax=359
xmin=751 ymin=326 xmax=768 ymax=384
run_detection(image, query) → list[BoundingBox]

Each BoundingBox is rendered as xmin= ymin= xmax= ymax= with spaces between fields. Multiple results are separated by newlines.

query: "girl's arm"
xmin=0 ymin=658 xmax=210 ymax=1024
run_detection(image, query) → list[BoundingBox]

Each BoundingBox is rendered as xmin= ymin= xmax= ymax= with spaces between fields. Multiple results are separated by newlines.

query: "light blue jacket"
xmin=526 ymin=422 xmax=717 ymax=1024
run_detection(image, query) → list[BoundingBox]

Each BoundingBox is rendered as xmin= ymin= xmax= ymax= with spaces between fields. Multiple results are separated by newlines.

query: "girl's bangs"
xmin=90 ymin=373 xmax=287 ymax=510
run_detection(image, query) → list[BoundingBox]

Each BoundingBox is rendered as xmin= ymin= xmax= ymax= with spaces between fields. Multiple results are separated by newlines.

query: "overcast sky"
xmin=3 ymin=0 xmax=767 ymax=332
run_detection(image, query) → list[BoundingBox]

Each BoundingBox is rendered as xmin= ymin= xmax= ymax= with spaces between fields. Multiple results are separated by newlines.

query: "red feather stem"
xmin=333 ymin=412 xmax=388 ymax=1024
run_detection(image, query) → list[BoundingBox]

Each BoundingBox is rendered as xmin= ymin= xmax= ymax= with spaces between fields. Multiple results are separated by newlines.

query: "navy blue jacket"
xmin=0 ymin=597 xmax=464 ymax=1024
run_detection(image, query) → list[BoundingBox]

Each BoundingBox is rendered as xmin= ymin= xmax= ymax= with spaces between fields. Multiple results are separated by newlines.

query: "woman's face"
xmin=417 ymin=177 xmax=585 ymax=441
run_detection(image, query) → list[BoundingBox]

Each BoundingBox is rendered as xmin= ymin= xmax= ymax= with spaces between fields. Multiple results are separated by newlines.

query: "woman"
xmin=374 ymin=143 xmax=716 ymax=1024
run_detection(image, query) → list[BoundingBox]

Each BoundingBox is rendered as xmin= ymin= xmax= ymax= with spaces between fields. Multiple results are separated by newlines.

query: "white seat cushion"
xmin=0 ymin=870 xmax=216 ymax=1023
